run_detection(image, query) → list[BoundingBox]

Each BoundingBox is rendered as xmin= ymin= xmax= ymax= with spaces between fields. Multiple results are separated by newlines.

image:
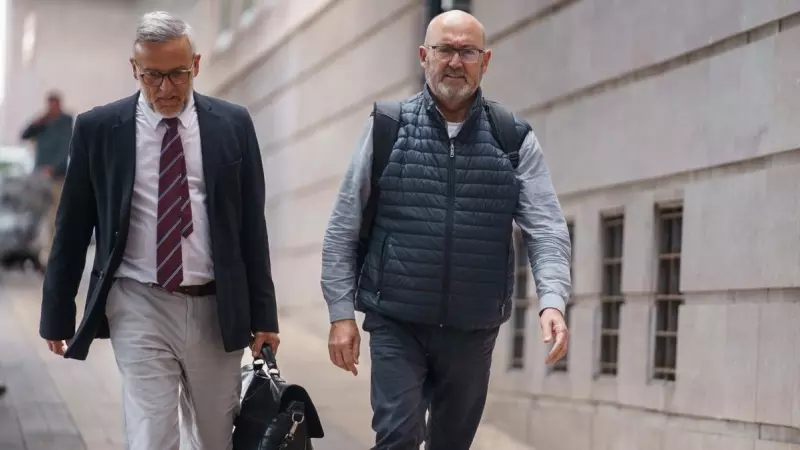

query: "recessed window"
xmin=219 ymin=0 xmax=233 ymax=30
xmin=653 ymin=206 xmax=683 ymax=381
xmin=240 ymin=0 xmax=259 ymax=27
xmin=441 ymin=0 xmax=471 ymax=12
xmin=214 ymin=0 xmax=235 ymax=52
xmin=510 ymin=228 xmax=528 ymax=369
xmin=599 ymin=214 xmax=624 ymax=376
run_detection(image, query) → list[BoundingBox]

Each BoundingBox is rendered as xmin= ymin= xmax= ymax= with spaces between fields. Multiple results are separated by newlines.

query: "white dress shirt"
xmin=115 ymin=92 xmax=214 ymax=286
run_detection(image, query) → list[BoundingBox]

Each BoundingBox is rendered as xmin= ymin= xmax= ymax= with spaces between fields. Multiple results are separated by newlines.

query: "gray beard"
xmin=148 ymin=100 xmax=188 ymax=118
xmin=427 ymin=75 xmax=474 ymax=103
xmin=146 ymin=87 xmax=193 ymax=118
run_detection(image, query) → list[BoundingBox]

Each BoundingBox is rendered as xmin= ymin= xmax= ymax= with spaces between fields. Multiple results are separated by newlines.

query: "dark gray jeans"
xmin=363 ymin=310 xmax=500 ymax=450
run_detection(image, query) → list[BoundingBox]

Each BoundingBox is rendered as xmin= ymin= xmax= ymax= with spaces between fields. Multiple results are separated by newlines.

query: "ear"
xmin=418 ymin=45 xmax=428 ymax=68
xmin=192 ymin=53 xmax=201 ymax=77
xmin=481 ymin=48 xmax=492 ymax=75
xmin=130 ymin=58 xmax=139 ymax=81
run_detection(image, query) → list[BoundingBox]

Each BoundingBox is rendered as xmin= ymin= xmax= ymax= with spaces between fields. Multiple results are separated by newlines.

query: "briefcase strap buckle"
xmin=278 ymin=412 xmax=305 ymax=449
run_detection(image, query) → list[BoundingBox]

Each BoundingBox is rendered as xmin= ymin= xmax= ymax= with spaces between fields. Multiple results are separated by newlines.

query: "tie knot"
xmin=162 ymin=117 xmax=179 ymax=129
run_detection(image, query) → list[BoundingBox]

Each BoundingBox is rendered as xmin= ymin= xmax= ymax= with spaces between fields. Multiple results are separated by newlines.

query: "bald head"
xmin=424 ymin=10 xmax=486 ymax=47
xmin=419 ymin=9 xmax=491 ymax=113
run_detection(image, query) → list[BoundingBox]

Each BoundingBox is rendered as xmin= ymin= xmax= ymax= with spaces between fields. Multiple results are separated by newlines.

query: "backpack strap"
xmin=356 ymin=100 xmax=402 ymax=272
xmin=484 ymin=100 xmax=524 ymax=169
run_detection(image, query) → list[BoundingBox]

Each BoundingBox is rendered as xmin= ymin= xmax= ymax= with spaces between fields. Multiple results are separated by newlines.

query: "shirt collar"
xmin=137 ymin=90 xmax=195 ymax=130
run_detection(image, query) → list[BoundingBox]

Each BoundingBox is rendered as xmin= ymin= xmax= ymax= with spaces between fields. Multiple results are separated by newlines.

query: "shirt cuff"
xmin=538 ymin=293 xmax=566 ymax=317
xmin=328 ymin=300 xmax=356 ymax=323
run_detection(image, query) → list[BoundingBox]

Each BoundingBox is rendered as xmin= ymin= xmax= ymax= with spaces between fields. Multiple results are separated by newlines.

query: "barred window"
xmin=510 ymin=229 xmax=528 ymax=369
xmin=599 ymin=215 xmax=624 ymax=376
xmin=653 ymin=206 xmax=683 ymax=381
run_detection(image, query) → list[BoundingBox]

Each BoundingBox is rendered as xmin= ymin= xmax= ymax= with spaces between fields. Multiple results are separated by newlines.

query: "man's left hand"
xmin=251 ymin=331 xmax=280 ymax=358
xmin=540 ymin=308 xmax=569 ymax=364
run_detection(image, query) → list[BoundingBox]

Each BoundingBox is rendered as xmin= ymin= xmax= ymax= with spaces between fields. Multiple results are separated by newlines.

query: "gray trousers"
xmin=106 ymin=277 xmax=244 ymax=450
xmin=363 ymin=310 xmax=500 ymax=450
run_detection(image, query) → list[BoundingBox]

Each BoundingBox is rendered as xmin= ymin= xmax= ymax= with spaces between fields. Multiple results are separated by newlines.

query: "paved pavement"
xmin=0 ymin=266 xmax=362 ymax=449
xmin=0 ymin=253 xmax=534 ymax=450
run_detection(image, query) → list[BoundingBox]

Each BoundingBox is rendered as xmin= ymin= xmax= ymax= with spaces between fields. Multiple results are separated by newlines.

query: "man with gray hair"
xmin=39 ymin=11 xmax=280 ymax=449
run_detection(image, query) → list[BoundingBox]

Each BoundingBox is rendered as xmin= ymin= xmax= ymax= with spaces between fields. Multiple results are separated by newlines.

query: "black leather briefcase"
xmin=232 ymin=345 xmax=324 ymax=450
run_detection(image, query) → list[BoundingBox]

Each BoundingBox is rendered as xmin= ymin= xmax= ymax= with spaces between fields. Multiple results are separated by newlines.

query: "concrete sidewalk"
xmin=279 ymin=303 xmax=536 ymax=450
xmin=0 ymin=258 xmax=533 ymax=449
xmin=0 ymin=270 xmax=360 ymax=449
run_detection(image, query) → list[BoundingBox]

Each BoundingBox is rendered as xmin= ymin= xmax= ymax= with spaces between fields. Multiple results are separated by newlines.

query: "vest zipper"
xmin=439 ymin=139 xmax=456 ymax=325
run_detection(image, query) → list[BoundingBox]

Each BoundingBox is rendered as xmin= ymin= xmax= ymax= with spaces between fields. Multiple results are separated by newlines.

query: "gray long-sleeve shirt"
xmin=321 ymin=116 xmax=572 ymax=323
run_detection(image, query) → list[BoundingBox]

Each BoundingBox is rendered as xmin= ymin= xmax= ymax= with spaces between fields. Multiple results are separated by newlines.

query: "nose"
xmin=158 ymin=76 xmax=176 ymax=93
xmin=447 ymin=53 xmax=464 ymax=69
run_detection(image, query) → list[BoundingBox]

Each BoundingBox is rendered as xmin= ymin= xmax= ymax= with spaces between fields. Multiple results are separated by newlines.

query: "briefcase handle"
xmin=260 ymin=345 xmax=279 ymax=373
xmin=250 ymin=339 xmax=281 ymax=376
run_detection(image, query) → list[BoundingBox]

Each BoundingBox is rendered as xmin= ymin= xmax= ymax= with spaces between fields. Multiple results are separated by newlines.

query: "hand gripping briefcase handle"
xmin=254 ymin=344 xmax=280 ymax=375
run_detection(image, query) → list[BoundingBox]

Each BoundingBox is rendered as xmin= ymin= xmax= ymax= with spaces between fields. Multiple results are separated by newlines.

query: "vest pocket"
xmin=376 ymin=233 xmax=391 ymax=300
xmin=499 ymin=275 xmax=509 ymax=314
xmin=500 ymin=240 xmax=513 ymax=312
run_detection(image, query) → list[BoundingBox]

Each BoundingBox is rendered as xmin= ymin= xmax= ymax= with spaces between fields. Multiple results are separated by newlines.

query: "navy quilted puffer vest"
xmin=356 ymin=88 xmax=529 ymax=330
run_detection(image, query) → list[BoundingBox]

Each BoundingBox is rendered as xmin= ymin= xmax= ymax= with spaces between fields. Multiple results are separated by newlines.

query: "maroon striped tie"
xmin=156 ymin=117 xmax=193 ymax=291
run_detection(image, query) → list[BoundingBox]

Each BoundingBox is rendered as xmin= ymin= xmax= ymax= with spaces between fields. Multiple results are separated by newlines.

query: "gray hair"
xmin=134 ymin=11 xmax=196 ymax=54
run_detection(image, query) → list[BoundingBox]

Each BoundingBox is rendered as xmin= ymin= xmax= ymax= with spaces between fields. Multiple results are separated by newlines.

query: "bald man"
xmin=321 ymin=10 xmax=572 ymax=449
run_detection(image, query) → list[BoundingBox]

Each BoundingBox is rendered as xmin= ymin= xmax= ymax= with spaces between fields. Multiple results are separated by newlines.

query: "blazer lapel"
xmin=111 ymin=93 xmax=139 ymax=245
xmin=194 ymin=92 xmax=225 ymax=194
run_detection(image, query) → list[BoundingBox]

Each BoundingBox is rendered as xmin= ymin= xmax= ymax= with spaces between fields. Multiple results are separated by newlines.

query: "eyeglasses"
xmin=137 ymin=68 xmax=193 ymax=87
xmin=427 ymin=45 xmax=485 ymax=63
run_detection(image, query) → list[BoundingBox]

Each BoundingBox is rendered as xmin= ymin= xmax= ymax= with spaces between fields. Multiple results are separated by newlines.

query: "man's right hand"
xmin=35 ymin=113 xmax=54 ymax=126
xmin=328 ymin=319 xmax=360 ymax=376
xmin=46 ymin=339 xmax=70 ymax=356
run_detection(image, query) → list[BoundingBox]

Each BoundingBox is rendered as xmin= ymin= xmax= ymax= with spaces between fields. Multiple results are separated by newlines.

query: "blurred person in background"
xmin=321 ymin=9 xmax=571 ymax=450
xmin=38 ymin=11 xmax=279 ymax=450
xmin=20 ymin=91 xmax=73 ymax=264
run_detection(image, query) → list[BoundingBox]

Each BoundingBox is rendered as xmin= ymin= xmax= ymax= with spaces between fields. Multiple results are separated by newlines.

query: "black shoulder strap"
xmin=356 ymin=100 xmax=402 ymax=270
xmin=369 ymin=100 xmax=402 ymax=200
xmin=484 ymin=101 xmax=523 ymax=169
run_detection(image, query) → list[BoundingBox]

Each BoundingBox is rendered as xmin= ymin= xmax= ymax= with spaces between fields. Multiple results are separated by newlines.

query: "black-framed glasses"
xmin=137 ymin=67 xmax=193 ymax=87
xmin=427 ymin=45 xmax=485 ymax=63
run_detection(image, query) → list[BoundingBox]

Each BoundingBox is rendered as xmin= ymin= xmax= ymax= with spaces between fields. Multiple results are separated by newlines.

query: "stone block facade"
xmin=4 ymin=1 xmax=799 ymax=448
